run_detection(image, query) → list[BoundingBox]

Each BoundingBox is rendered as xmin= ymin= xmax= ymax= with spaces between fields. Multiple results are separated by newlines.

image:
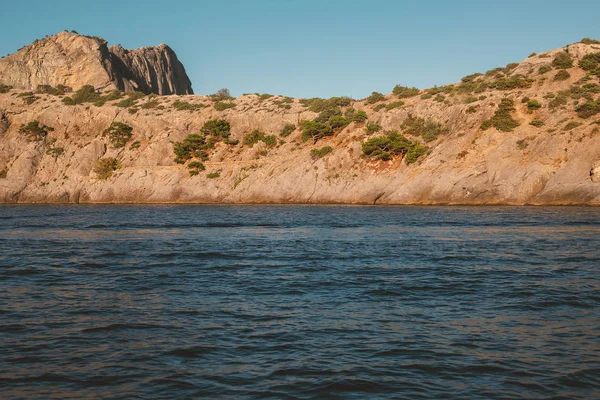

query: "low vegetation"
xmin=103 ymin=122 xmax=133 ymax=148
xmin=365 ymin=122 xmax=382 ymax=135
xmin=365 ymin=92 xmax=386 ymax=104
xmin=554 ymin=70 xmax=571 ymax=81
xmin=280 ymin=123 xmax=296 ymax=137
xmin=36 ymin=84 xmax=71 ymax=95
xmin=392 ymin=85 xmax=420 ymax=98
xmin=210 ymin=88 xmax=233 ymax=102
xmin=299 ymin=97 xmax=352 ymax=112
xmin=19 ymin=121 xmax=54 ymax=141
xmin=214 ymin=101 xmax=236 ymax=111
xmin=401 ymin=116 xmax=448 ymax=142
xmin=94 ymin=157 xmax=120 ymax=179
xmin=0 ymin=84 xmax=12 ymax=93
xmin=481 ymin=99 xmax=520 ymax=132
xmin=173 ymin=99 xmax=204 ymax=111
xmin=579 ymin=52 xmax=600 ymax=77
xmin=0 ymin=168 xmax=7 ymax=179
xmin=526 ymin=99 xmax=542 ymax=110
xmin=552 ymin=52 xmax=573 ymax=69
xmin=530 ymin=119 xmax=544 ymax=127
xmin=243 ymin=130 xmax=276 ymax=147
xmin=575 ymin=100 xmax=600 ymax=118
xmin=362 ymin=131 xmax=427 ymax=164
xmin=310 ymin=146 xmax=333 ymax=160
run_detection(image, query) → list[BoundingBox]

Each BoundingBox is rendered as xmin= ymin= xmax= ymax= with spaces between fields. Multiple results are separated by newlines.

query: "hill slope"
xmin=1 ymin=36 xmax=600 ymax=204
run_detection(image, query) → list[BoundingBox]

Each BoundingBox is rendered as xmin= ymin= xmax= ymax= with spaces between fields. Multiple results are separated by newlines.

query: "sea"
xmin=1 ymin=205 xmax=599 ymax=399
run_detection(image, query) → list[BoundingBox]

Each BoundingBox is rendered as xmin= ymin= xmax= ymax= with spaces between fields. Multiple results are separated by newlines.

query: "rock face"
xmin=0 ymin=31 xmax=193 ymax=95
xmin=1 ymin=39 xmax=600 ymax=205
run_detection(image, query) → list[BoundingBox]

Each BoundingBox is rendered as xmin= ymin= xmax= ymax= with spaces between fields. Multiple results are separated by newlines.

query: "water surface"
xmin=1 ymin=205 xmax=599 ymax=399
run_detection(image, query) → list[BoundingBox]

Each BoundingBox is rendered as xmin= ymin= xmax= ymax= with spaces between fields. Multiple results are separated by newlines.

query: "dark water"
xmin=1 ymin=205 xmax=599 ymax=399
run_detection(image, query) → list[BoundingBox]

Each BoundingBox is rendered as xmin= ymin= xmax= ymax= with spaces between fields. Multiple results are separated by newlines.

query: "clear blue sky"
xmin=1 ymin=0 xmax=599 ymax=98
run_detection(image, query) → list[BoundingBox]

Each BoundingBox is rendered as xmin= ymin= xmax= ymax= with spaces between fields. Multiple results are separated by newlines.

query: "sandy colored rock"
xmin=0 ymin=31 xmax=192 ymax=95
xmin=1 ymin=38 xmax=600 ymax=204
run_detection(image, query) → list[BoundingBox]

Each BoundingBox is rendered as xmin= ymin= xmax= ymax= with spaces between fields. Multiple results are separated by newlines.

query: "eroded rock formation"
xmin=0 ymin=31 xmax=192 ymax=95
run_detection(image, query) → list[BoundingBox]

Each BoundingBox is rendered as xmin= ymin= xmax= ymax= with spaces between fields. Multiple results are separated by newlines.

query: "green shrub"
xmin=19 ymin=121 xmax=54 ymax=141
xmin=301 ymin=120 xmax=333 ymax=143
xmin=552 ymin=52 xmax=573 ymax=69
xmin=549 ymin=91 xmax=568 ymax=108
xmin=130 ymin=141 xmax=141 ymax=150
xmin=243 ymin=130 xmax=276 ymax=147
xmin=530 ymin=119 xmax=544 ymax=127
xmin=18 ymin=92 xmax=39 ymax=105
xmin=421 ymin=93 xmax=433 ymax=100
xmin=466 ymin=105 xmax=478 ymax=114
xmin=554 ymin=70 xmax=571 ymax=81
xmin=365 ymin=122 xmax=382 ymax=135
xmin=201 ymin=119 xmax=231 ymax=139
xmin=506 ymin=62 xmax=519 ymax=70
xmin=365 ymin=92 xmax=386 ymax=104
xmin=465 ymin=96 xmax=478 ymax=104
xmin=210 ymin=88 xmax=233 ymax=102
xmin=215 ymin=101 xmax=236 ymax=111
xmin=385 ymin=101 xmax=404 ymax=110
xmin=488 ymin=75 xmax=534 ymax=90
xmin=528 ymin=52 xmax=537 ymax=58
xmin=564 ymin=121 xmax=582 ymax=130
xmin=362 ymin=130 xmax=427 ymax=164
xmin=115 ymin=97 xmax=137 ymax=108
xmin=173 ymin=99 xmax=204 ymax=111
xmin=280 ymin=123 xmax=296 ymax=137
xmin=103 ymin=122 xmax=133 ymax=148
xmin=0 ymin=168 xmax=7 ymax=178
xmin=538 ymin=65 xmax=552 ymax=74
xmin=480 ymin=99 xmax=520 ymax=132
xmin=94 ymin=157 xmax=120 ymax=179
xmin=527 ymin=99 xmax=542 ymax=110
xmin=188 ymin=161 xmax=205 ymax=170
xmin=461 ymin=73 xmax=483 ymax=83
xmin=401 ymin=116 xmax=448 ymax=142
xmin=62 ymin=85 xmax=101 ymax=105
xmin=0 ymin=84 xmax=12 ymax=93
xmin=141 ymin=99 xmax=160 ymax=109
xmin=45 ymin=147 xmax=64 ymax=158
xmin=579 ymin=53 xmax=600 ymax=76
xmin=310 ymin=146 xmax=333 ymax=160
xmin=575 ymin=100 xmax=600 ymax=118
xmin=93 ymin=90 xmax=124 ymax=106
xmin=36 ymin=84 xmax=71 ymax=95
xmin=581 ymin=38 xmax=600 ymax=45
xmin=345 ymin=108 xmax=368 ymax=123
xmin=300 ymin=97 xmax=352 ymax=112
xmin=207 ymin=171 xmax=220 ymax=179
xmin=259 ymin=93 xmax=274 ymax=101
xmin=392 ymin=85 xmax=420 ymax=98
xmin=516 ymin=139 xmax=528 ymax=150
xmin=173 ymin=134 xmax=210 ymax=164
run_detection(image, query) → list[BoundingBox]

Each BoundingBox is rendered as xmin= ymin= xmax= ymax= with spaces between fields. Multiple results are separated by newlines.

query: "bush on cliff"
xmin=103 ymin=122 xmax=133 ymax=148
xmin=392 ymin=85 xmax=420 ymax=98
xmin=280 ymin=123 xmax=296 ymax=137
xmin=400 ymin=116 xmax=448 ymax=142
xmin=173 ymin=134 xmax=210 ymax=164
xmin=362 ymin=130 xmax=427 ymax=164
xmin=310 ymin=146 xmax=333 ymax=160
xmin=201 ymin=119 xmax=231 ymax=139
xmin=62 ymin=85 xmax=101 ymax=105
xmin=243 ymin=130 xmax=276 ymax=147
xmin=94 ymin=157 xmax=120 ymax=179
xmin=19 ymin=121 xmax=54 ymax=141
xmin=481 ymin=99 xmax=520 ymax=132
xmin=552 ymin=52 xmax=573 ymax=69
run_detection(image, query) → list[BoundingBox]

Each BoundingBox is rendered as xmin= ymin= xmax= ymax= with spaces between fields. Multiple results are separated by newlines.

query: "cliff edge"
xmin=0 ymin=31 xmax=193 ymax=95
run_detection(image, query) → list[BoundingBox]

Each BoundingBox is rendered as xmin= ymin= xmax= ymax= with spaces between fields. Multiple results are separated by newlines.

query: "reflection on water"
xmin=1 ymin=205 xmax=599 ymax=399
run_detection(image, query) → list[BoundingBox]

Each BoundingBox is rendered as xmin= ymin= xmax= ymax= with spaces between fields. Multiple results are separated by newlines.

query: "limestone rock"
xmin=0 ymin=31 xmax=193 ymax=95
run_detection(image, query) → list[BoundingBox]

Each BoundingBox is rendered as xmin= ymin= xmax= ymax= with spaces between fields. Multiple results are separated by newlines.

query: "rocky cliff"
xmin=1 ymin=38 xmax=600 ymax=205
xmin=0 ymin=31 xmax=193 ymax=95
